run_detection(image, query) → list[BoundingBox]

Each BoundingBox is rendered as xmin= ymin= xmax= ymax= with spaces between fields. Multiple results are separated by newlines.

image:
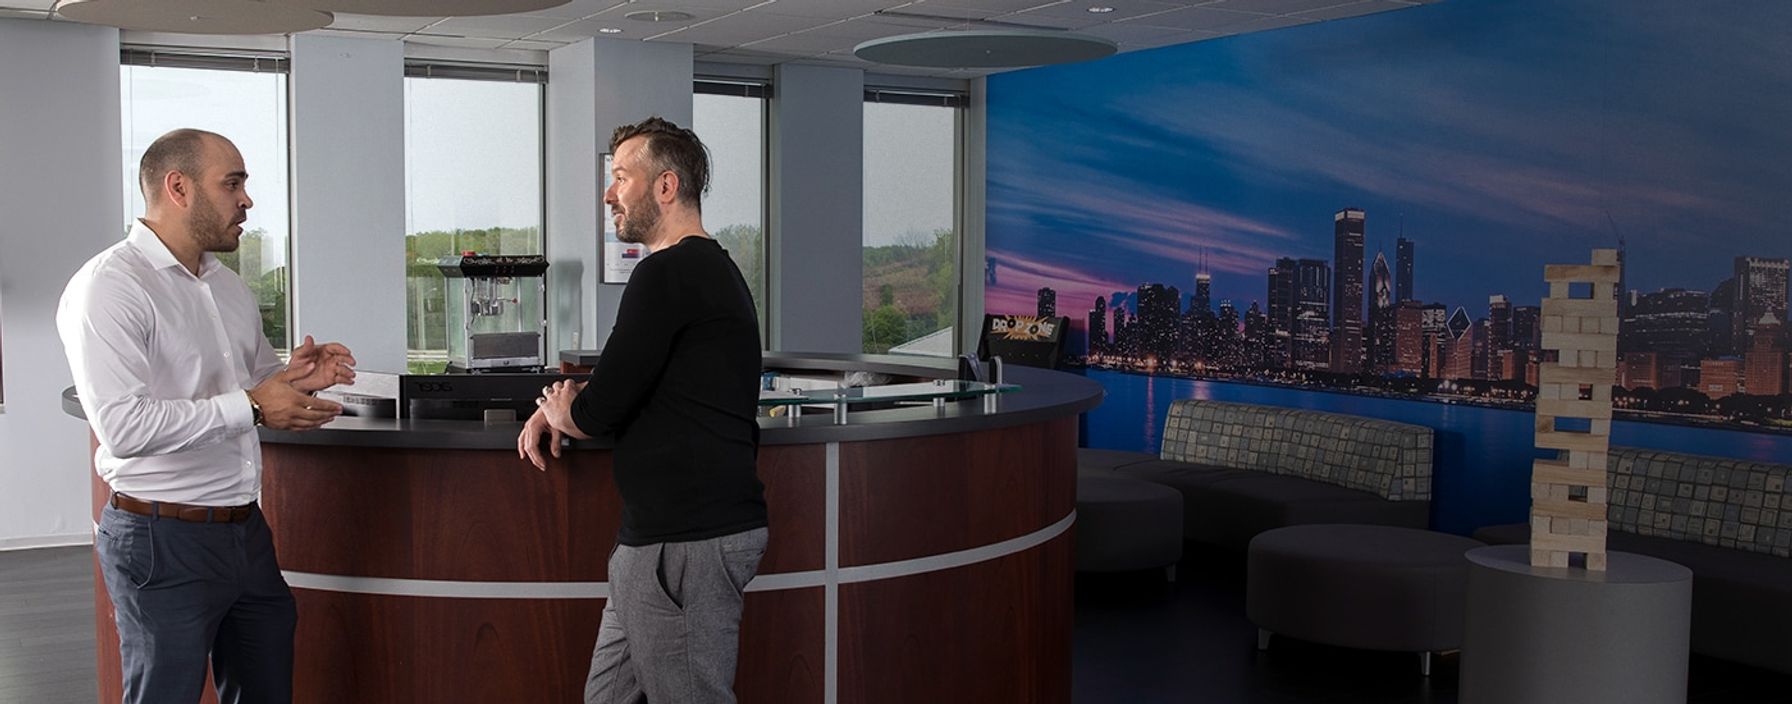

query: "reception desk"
xmin=67 ymin=353 xmax=1102 ymax=703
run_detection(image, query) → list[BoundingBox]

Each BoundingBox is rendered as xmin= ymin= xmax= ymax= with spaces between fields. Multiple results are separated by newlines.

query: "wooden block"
xmin=1535 ymin=497 xmax=1607 ymax=520
xmin=1591 ymin=419 xmax=1611 ymax=436
xmin=1539 ymin=383 xmax=1562 ymax=400
xmin=1543 ymin=264 xmax=1621 ymax=284
xmin=1533 ymin=460 xmax=1603 ymax=486
xmin=1532 ymin=530 xmax=1605 ymax=554
xmin=1536 ymin=428 xmax=1613 ymax=452
xmin=1590 ymin=519 xmax=1608 ymax=538
xmin=1587 ymin=487 xmax=1609 ymax=504
xmin=1531 ymin=548 xmax=1553 ymax=567
xmin=1591 ymin=249 xmax=1619 ymax=266
xmin=1531 ymin=515 xmax=1551 ymax=533
xmin=1587 ymin=551 xmax=1608 ymax=571
xmin=1543 ymin=315 xmax=1564 ymax=332
xmin=1542 ymin=331 xmax=1618 ymax=353
xmin=1600 ymin=317 xmax=1619 ymax=334
xmin=1592 ymin=385 xmax=1611 ymax=403
xmin=1595 ymin=351 xmax=1616 ymax=369
xmin=1537 ymin=398 xmax=1614 ymax=420
xmin=1539 ymin=363 xmax=1615 ymax=385
xmin=1534 ymin=414 xmax=1556 ymax=434
xmin=1542 ymin=299 xmax=1618 ymax=318
xmin=1550 ymin=484 xmax=1570 ymax=500
xmin=1569 ymin=518 xmax=1589 ymax=536
xmin=1594 ymin=282 xmax=1615 ymax=299
xmin=1544 ymin=550 xmax=1570 ymax=568
xmin=1548 ymin=282 xmax=1569 ymax=300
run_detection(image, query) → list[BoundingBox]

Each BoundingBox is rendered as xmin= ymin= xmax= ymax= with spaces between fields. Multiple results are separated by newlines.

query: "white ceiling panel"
xmin=1295 ymin=0 xmax=1421 ymax=22
xmin=747 ymin=0 xmax=901 ymax=21
xmin=511 ymin=0 xmax=624 ymax=19
xmin=433 ymin=13 xmax=572 ymax=39
xmin=2 ymin=0 xmax=55 ymax=10
xmin=1120 ymin=5 xmax=1274 ymax=30
xmin=328 ymin=13 xmax=447 ymax=33
xmin=648 ymin=9 xmax=835 ymax=45
xmin=499 ymin=38 xmax=571 ymax=50
xmin=1203 ymin=0 xmax=1345 ymax=15
xmin=916 ymin=0 xmax=1072 ymax=15
xmin=406 ymin=32 xmax=513 ymax=49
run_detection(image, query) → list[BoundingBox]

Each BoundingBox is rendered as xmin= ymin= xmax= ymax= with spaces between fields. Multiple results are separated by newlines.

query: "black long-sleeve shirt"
xmin=569 ymin=236 xmax=767 ymax=545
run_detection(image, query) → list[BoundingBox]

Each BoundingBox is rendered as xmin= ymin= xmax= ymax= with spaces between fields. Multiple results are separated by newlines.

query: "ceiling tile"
xmin=694 ymin=47 xmax=792 ymax=65
xmin=1202 ymin=13 xmax=1313 ymax=35
xmin=405 ymin=33 xmax=513 ymax=49
xmin=914 ymin=0 xmax=1072 ymax=14
xmin=1118 ymin=5 xmax=1275 ymax=30
xmin=430 ymin=14 xmax=571 ymax=39
xmin=5 ymin=0 xmax=55 ymax=10
xmin=500 ymin=38 xmax=572 ymax=50
xmin=1295 ymin=0 xmax=1416 ymax=22
xmin=1077 ymin=21 xmax=1193 ymax=44
xmin=647 ymin=9 xmax=835 ymax=46
xmin=750 ymin=0 xmax=904 ymax=21
xmin=1006 ymin=0 xmax=1183 ymax=30
xmin=328 ymin=13 xmax=447 ymax=33
xmin=526 ymin=16 xmax=635 ymax=40
xmin=1204 ymin=0 xmax=1348 ymax=15
xmin=514 ymin=0 xmax=627 ymax=19
xmin=0 ymin=8 xmax=50 ymax=19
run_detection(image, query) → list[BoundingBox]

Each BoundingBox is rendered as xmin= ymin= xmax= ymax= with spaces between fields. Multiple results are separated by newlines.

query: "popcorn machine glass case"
xmin=437 ymin=254 xmax=549 ymax=372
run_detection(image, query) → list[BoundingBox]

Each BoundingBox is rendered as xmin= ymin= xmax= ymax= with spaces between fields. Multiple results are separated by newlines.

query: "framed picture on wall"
xmin=600 ymin=152 xmax=644 ymax=284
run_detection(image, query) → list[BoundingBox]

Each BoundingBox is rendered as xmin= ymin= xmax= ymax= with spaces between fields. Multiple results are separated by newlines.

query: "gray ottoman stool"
xmin=1076 ymin=474 xmax=1183 ymax=581
xmin=1246 ymin=524 xmax=1482 ymax=675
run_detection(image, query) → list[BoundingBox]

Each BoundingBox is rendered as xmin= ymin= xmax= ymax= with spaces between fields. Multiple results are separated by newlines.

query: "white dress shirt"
xmin=58 ymin=219 xmax=283 ymax=506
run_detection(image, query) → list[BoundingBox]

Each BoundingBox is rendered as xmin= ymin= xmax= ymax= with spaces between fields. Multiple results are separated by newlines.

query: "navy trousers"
xmin=95 ymin=503 xmax=297 ymax=704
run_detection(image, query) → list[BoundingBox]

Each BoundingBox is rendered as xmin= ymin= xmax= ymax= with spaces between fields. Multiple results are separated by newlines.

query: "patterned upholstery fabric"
xmin=1609 ymin=448 xmax=1792 ymax=558
xmin=1158 ymin=400 xmax=1434 ymax=502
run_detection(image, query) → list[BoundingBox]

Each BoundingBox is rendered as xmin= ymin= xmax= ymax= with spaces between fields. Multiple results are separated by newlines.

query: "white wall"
xmin=769 ymin=64 xmax=864 ymax=353
xmin=0 ymin=20 xmax=123 ymax=549
xmin=959 ymin=77 xmax=989 ymax=355
xmin=545 ymin=38 xmax=693 ymax=353
xmin=289 ymin=34 xmax=407 ymax=372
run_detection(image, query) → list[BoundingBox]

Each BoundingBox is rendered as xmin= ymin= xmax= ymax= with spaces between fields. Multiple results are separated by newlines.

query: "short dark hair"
xmin=610 ymin=117 xmax=709 ymax=210
xmin=139 ymin=128 xmax=223 ymax=203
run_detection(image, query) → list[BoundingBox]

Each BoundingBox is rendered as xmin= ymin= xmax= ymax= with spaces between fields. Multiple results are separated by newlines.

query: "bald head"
xmin=139 ymin=128 xmax=227 ymax=205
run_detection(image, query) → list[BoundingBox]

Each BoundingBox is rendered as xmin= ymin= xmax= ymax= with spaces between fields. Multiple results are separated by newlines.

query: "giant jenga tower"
xmin=1530 ymin=249 xmax=1620 ymax=571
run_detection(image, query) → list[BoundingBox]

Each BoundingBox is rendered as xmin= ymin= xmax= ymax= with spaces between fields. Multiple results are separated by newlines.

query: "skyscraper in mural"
xmin=1089 ymin=296 xmax=1108 ymax=354
xmin=1369 ymin=251 xmax=1396 ymax=373
xmin=1332 ymin=208 xmax=1365 ymax=373
xmin=1036 ymin=287 xmax=1056 ymax=319
xmin=1396 ymin=237 xmax=1415 ymax=303
xmin=1295 ymin=258 xmax=1333 ymax=370
xmin=1733 ymin=256 xmax=1790 ymax=350
xmin=1267 ymin=258 xmax=1296 ymax=368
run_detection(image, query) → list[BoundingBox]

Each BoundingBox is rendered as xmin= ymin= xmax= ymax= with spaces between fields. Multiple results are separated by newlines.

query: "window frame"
xmin=695 ymin=77 xmax=773 ymax=347
xmin=860 ymin=88 xmax=968 ymax=356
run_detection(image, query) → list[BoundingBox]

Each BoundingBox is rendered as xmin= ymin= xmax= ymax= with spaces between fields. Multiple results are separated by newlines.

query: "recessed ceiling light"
xmin=598 ymin=27 xmax=623 ymax=34
xmin=1088 ymin=6 xmax=1115 ymax=13
xmin=624 ymin=10 xmax=695 ymax=22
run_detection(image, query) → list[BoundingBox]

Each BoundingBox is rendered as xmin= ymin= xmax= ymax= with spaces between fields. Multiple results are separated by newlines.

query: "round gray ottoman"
xmin=1075 ymin=474 xmax=1183 ymax=580
xmin=1247 ymin=524 xmax=1482 ymax=674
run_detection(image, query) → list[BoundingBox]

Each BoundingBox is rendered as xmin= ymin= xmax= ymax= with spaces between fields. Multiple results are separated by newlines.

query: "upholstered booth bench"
xmin=1080 ymin=399 xmax=1436 ymax=551
xmin=1473 ymin=447 xmax=1792 ymax=675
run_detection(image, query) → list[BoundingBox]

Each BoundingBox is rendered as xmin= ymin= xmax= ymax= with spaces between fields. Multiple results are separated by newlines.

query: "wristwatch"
xmin=246 ymin=391 xmax=265 ymax=426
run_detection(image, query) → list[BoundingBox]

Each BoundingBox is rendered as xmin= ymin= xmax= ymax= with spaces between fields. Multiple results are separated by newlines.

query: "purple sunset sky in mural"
xmin=985 ymin=0 xmax=1792 ymax=331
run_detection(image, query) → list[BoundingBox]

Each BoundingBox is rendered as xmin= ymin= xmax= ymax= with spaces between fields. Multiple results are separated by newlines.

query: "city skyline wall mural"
xmin=985 ymin=0 xmax=1792 ymax=534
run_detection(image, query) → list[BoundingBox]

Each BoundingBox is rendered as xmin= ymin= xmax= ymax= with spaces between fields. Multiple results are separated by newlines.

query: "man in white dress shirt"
xmin=58 ymin=128 xmax=355 ymax=703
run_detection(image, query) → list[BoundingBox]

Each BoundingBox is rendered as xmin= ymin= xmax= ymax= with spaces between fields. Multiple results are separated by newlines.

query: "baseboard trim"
xmin=0 ymin=532 xmax=94 ymax=552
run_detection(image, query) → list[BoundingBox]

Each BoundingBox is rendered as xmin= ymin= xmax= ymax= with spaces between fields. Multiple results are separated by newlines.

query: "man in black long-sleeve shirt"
xmin=518 ymin=117 xmax=768 ymax=704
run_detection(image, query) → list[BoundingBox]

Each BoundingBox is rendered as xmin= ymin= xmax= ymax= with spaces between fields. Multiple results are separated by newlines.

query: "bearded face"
xmin=188 ymin=183 xmax=245 ymax=253
xmin=613 ymin=176 xmax=662 ymax=245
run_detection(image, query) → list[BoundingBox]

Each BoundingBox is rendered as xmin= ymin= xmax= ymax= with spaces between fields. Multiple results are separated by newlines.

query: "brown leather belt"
xmin=110 ymin=493 xmax=254 ymax=524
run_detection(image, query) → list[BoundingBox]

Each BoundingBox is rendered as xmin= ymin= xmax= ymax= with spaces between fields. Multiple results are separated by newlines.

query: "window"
xmin=693 ymin=86 xmax=768 ymax=339
xmin=121 ymin=55 xmax=291 ymax=350
xmin=862 ymin=96 xmax=962 ymax=355
xmin=403 ymin=71 xmax=544 ymax=373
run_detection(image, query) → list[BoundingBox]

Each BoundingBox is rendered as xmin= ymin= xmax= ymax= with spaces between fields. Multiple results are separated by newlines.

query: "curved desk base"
xmin=89 ymin=419 xmax=1077 ymax=703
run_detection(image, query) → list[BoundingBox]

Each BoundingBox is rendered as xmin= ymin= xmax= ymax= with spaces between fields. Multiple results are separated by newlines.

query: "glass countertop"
xmin=757 ymin=380 xmax=1020 ymax=407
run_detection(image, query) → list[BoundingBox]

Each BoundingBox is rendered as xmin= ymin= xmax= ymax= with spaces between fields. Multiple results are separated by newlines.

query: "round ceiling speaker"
xmin=55 ymin=0 xmax=333 ymax=34
xmin=271 ymin=0 xmax=573 ymax=17
xmin=854 ymin=29 xmax=1118 ymax=69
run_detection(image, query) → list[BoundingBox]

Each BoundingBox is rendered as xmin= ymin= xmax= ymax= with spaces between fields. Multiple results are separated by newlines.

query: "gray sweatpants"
xmin=586 ymin=526 xmax=768 ymax=704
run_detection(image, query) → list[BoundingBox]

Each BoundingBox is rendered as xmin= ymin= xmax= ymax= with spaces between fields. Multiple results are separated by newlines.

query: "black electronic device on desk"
xmin=399 ymin=373 xmax=580 ymax=422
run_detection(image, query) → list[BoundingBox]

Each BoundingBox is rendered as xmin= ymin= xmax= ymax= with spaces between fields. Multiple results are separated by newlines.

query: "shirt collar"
xmin=127 ymin=219 xmax=222 ymax=277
